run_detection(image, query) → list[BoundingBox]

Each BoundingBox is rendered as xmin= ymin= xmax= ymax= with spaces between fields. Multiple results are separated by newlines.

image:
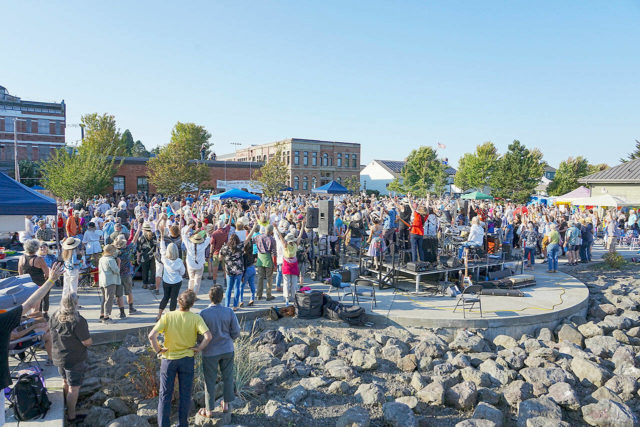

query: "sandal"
xmin=248 ymin=300 xmax=254 ymax=306
xmin=220 ymin=401 xmax=229 ymax=413
xmin=198 ymin=408 xmax=214 ymax=418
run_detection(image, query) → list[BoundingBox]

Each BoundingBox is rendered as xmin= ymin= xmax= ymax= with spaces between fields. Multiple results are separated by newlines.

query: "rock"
xmin=79 ymin=376 xmax=102 ymax=398
xmin=472 ymin=402 xmax=503 ymax=427
xmin=193 ymin=411 xmax=231 ymax=426
xmin=601 ymin=315 xmax=634 ymax=332
xmin=493 ymin=335 xmax=518 ymax=349
xmin=479 ymin=359 xmax=516 ymax=386
xmin=249 ymin=351 xmax=281 ymax=368
xmin=417 ymin=380 xmax=445 ymax=405
xmin=537 ymin=328 xmax=554 ymax=342
xmin=383 ymin=402 xmax=417 ymax=427
xmin=374 ymin=333 xmax=390 ymax=346
xmin=104 ymin=397 xmax=132 ymax=418
xmin=109 ymin=347 xmax=137 ymax=364
xmin=136 ymin=398 xmax=157 ymax=422
xmin=329 ymin=380 xmax=350 ymax=394
xmin=84 ymin=407 xmax=116 ymax=427
xmin=262 ymin=364 xmax=290 ymax=384
xmin=395 ymin=395 xmax=418 ymax=409
xmin=582 ymin=399 xmax=638 ymax=426
xmin=351 ymin=349 xmax=378 ymax=371
xmin=579 ymin=322 xmax=604 ymax=338
xmin=461 ymin=367 xmax=491 ymax=387
xmin=547 ymin=382 xmax=580 ymax=410
xmin=382 ymin=344 xmax=405 ymax=363
xmin=556 ymin=323 xmax=584 ymax=347
xmin=627 ymin=326 xmax=640 ymax=338
xmin=605 ymin=375 xmax=637 ymax=400
xmin=499 ymin=347 xmax=527 ymax=370
xmin=503 ymin=380 xmax=534 ymax=408
xmin=336 ymin=406 xmax=370 ymax=427
xmin=264 ymin=400 xmax=300 ymax=425
xmin=571 ymin=357 xmax=610 ymax=387
xmin=248 ymin=377 xmax=267 ymax=394
xmin=285 ymin=385 xmax=308 ymax=405
xmin=613 ymin=330 xmax=630 ymax=344
xmin=520 ymin=367 xmax=574 ymax=394
xmin=298 ymin=376 xmax=330 ymax=390
xmin=478 ymin=388 xmax=502 ymax=406
xmin=88 ymin=390 xmax=108 ymax=405
xmin=611 ymin=346 xmax=636 ymax=369
xmin=410 ymin=372 xmax=429 ymax=391
xmin=318 ymin=344 xmax=334 ymax=361
xmin=325 ymin=359 xmax=356 ymax=379
xmin=451 ymin=331 xmax=491 ymax=353
xmin=456 ymin=420 xmax=497 ymax=427
xmin=517 ymin=397 xmax=562 ymax=427
xmin=584 ymin=336 xmax=620 ymax=358
xmin=106 ymin=414 xmax=151 ymax=427
xmin=397 ymin=354 xmax=418 ymax=372
xmin=525 ymin=417 xmax=569 ymax=427
xmin=355 ymin=383 xmax=385 ymax=405
xmin=412 ymin=334 xmax=447 ymax=359
xmin=445 ymin=381 xmax=478 ymax=410
xmin=287 ymin=343 xmax=310 ymax=360
xmin=591 ymin=386 xmax=624 ymax=404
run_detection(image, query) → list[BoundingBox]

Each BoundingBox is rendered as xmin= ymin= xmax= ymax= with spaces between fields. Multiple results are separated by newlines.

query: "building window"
xmin=40 ymin=147 xmax=50 ymax=161
xmin=38 ymin=119 xmax=49 ymax=134
xmin=337 ymin=177 xmax=342 ymax=184
xmin=303 ymin=151 xmax=308 ymax=166
xmin=113 ymin=176 xmax=125 ymax=192
xmin=303 ymin=176 xmax=308 ymax=190
xmin=137 ymin=177 xmax=149 ymax=193
xmin=337 ymin=153 xmax=342 ymax=167
xmin=312 ymin=152 xmax=317 ymax=166
xmin=294 ymin=151 xmax=299 ymax=165
xmin=323 ymin=153 xmax=328 ymax=166
xmin=25 ymin=119 xmax=32 ymax=133
xmin=352 ymin=154 xmax=357 ymax=168
xmin=5 ymin=118 xmax=14 ymax=133
xmin=55 ymin=121 xmax=61 ymax=135
xmin=312 ymin=177 xmax=317 ymax=189
xmin=294 ymin=176 xmax=299 ymax=190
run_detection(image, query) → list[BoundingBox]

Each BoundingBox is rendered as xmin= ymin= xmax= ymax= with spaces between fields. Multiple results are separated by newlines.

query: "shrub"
xmin=125 ymin=348 xmax=160 ymax=399
xmin=603 ymin=251 xmax=626 ymax=269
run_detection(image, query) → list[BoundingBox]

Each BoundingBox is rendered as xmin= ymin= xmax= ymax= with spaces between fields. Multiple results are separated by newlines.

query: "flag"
xmin=437 ymin=142 xmax=446 ymax=149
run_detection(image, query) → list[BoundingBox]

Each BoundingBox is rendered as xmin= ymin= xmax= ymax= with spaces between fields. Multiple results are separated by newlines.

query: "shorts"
xmin=58 ymin=361 xmax=86 ymax=387
xmin=155 ymin=261 xmax=164 ymax=278
xmin=115 ymin=284 xmax=124 ymax=298
xmin=570 ymin=245 xmax=581 ymax=251
xmin=121 ymin=275 xmax=132 ymax=295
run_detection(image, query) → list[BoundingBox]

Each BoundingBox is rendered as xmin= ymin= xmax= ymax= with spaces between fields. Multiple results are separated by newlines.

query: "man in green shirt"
xmin=149 ymin=290 xmax=212 ymax=427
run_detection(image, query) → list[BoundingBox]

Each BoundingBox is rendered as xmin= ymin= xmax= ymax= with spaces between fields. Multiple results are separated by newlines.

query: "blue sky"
xmin=2 ymin=1 xmax=639 ymax=168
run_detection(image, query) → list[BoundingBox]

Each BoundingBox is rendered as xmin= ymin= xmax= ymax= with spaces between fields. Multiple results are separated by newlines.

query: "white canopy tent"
xmin=570 ymin=194 xmax=637 ymax=208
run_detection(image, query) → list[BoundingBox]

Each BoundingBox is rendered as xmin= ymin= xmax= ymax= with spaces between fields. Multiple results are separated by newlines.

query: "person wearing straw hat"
xmin=137 ymin=222 xmax=157 ymax=290
xmin=274 ymin=216 xmax=306 ymax=306
xmin=115 ymin=228 xmax=141 ymax=316
xmin=99 ymin=244 xmax=125 ymax=322
xmin=182 ymin=223 xmax=211 ymax=297
xmin=61 ymin=237 xmax=83 ymax=299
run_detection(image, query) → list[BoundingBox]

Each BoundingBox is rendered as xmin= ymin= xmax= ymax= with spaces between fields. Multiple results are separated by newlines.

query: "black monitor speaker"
xmin=306 ymin=207 xmax=319 ymax=229
xmin=318 ymin=200 xmax=334 ymax=235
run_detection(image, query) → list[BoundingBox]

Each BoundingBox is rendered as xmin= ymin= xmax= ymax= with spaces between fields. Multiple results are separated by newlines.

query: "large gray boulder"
xmin=472 ymin=402 xmax=503 ymax=427
xmin=417 ymin=380 xmax=445 ymax=405
xmin=336 ymin=406 xmax=370 ymax=427
xmin=106 ymin=415 xmax=151 ymax=427
xmin=84 ymin=407 xmax=116 ymax=427
xmin=285 ymin=385 xmax=308 ymax=405
xmin=354 ymin=383 xmax=385 ymax=405
xmin=382 ymin=402 xmax=417 ymax=427
xmin=556 ymin=323 xmax=584 ymax=347
xmin=571 ymin=357 xmax=610 ymax=387
xmin=104 ymin=397 xmax=132 ymax=418
xmin=264 ymin=400 xmax=301 ymax=426
xmin=517 ymin=397 xmax=562 ymax=427
xmin=299 ymin=376 xmax=331 ymax=390
xmin=581 ymin=399 xmax=638 ymax=426
xmin=547 ymin=382 xmax=580 ymax=410
xmin=503 ymin=380 xmax=534 ymax=408
xmin=479 ymin=359 xmax=516 ymax=386
xmin=450 ymin=331 xmax=491 ymax=353
xmin=445 ymin=381 xmax=478 ymax=410
xmin=325 ymin=359 xmax=356 ymax=379
xmin=584 ymin=336 xmax=620 ymax=357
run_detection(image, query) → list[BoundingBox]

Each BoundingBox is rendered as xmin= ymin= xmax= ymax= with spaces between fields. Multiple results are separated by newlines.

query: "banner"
xmin=216 ymin=180 xmax=263 ymax=193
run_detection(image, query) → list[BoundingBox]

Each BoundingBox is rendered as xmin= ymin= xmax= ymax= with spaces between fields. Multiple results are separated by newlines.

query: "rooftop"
xmin=579 ymin=158 xmax=640 ymax=184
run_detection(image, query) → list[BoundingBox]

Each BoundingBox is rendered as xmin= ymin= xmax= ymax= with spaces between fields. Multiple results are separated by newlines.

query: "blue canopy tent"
xmin=0 ymin=172 xmax=56 ymax=215
xmin=312 ymin=180 xmax=349 ymax=194
xmin=210 ymin=188 xmax=262 ymax=201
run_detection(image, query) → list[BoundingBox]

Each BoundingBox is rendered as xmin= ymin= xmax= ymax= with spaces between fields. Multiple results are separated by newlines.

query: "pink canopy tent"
xmin=554 ymin=186 xmax=591 ymax=205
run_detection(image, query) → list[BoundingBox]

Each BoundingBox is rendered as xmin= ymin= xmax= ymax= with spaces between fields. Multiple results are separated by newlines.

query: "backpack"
xmin=337 ymin=305 xmax=368 ymax=326
xmin=10 ymin=371 xmax=51 ymax=421
xmin=295 ymin=291 xmax=324 ymax=319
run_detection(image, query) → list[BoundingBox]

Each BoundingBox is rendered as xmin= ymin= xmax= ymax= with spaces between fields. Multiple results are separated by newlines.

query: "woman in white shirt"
xmin=82 ymin=222 xmax=102 ymax=268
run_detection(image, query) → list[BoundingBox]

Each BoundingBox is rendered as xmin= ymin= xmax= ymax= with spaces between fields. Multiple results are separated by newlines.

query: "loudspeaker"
xmin=318 ymin=200 xmax=334 ymax=235
xmin=422 ymin=236 xmax=438 ymax=263
xmin=306 ymin=207 xmax=319 ymax=229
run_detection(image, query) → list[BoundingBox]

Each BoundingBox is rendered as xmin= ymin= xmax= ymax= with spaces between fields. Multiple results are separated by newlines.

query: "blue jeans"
xmin=158 ymin=357 xmax=194 ymax=427
xmin=547 ymin=243 xmax=559 ymax=271
xmin=275 ymin=264 xmax=283 ymax=289
xmin=579 ymin=243 xmax=588 ymax=262
xmin=524 ymin=247 xmax=536 ymax=265
xmin=349 ymin=237 xmax=362 ymax=252
xmin=410 ymin=233 xmax=424 ymax=262
xmin=241 ymin=265 xmax=256 ymax=303
xmin=458 ymin=242 xmax=479 ymax=259
xmin=225 ymin=274 xmax=243 ymax=307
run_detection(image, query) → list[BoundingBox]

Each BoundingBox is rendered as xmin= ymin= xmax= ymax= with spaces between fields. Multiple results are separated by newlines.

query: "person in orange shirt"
xmin=66 ymin=211 xmax=81 ymax=238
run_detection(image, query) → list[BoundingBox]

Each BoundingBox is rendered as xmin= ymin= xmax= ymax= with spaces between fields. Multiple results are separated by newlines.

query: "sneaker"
xmin=120 ymin=312 xmax=127 ymax=319
xmin=99 ymin=315 xmax=104 ymax=321
xmin=102 ymin=318 xmax=113 ymax=324
xmin=154 ymin=290 xmax=160 ymax=295
xmin=129 ymin=307 xmax=137 ymax=314
xmin=266 ymin=296 xmax=275 ymax=301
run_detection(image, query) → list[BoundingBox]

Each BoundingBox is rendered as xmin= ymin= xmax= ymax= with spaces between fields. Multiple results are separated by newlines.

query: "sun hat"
xmin=103 ymin=244 xmax=118 ymax=256
xmin=285 ymin=233 xmax=297 ymax=243
xmin=114 ymin=235 xmax=128 ymax=249
xmin=62 ymin=237 xmax=81 ymax=250
xmin=189 ymin=233 xmax=205 ymax=244
xmin=205 ymin=224 xmax=215 ymax=233
xmin=142 ymin=222 xmax=152 ymax=231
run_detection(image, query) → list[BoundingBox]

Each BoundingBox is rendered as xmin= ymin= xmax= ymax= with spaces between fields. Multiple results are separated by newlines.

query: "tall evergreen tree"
xmin=454 ymin=142 xmax=499 ymax=191
xmin=389 ymin=146 xmax=447 ymax=196
xmin=490 ymin=140 xmax=545 ymax=202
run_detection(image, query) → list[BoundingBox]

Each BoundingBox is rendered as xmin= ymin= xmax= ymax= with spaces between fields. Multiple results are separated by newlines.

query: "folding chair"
xmin=353 ymin=278 xmax=377 ymax=309
xmin=9 ymin=331 xmax=45 ymax=374
xmin=328 ymin=272 xmax=355 ymax=304
xmin=453 ymin=284 xmax=483 ymax=318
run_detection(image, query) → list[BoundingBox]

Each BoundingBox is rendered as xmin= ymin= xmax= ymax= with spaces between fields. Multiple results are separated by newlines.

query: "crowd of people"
xmin=5 ymin=191 xmax=640 ymax=424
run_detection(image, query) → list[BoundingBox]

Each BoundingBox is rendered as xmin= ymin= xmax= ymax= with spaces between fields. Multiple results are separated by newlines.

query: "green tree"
xmin=41 ymin=147 xmax=118 ymax=199
xmin=121 ymin=129 xmax=135 ymax=155
xmin=587 ymin=163 xmax=609 ymax=175
xmin=547 ymin=156 xmax=591 ymax=196
xmin=490 ymin=140 xmax=545 ymax=202
xmin=255 ymin=144 xmax=290 ymax=197
xmin=18 ymin=160 xmax=42 ymax=187
xmin=81 ymin=113 xmax=124 ymax=156
xmin=392 ymin=146 xmax=446 ymax=196
xmin=621 ymin=139 xmax=640 ymax=162
xmin=131 ymin=140 xmax=151 ymax=157
xmin=147 ymin=122 xmax=212 ymax=195
xmin=343 ymin=175 xmax=360 ymax=193
xmin=454 ymin=142 xmax=499 ymax=191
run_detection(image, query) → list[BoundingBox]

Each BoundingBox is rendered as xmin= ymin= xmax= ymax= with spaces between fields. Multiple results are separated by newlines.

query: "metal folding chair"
xmin=328 ymin=273 xmax=355 ymax=304
xmin=9 ymin=331 xmax=45 ymax=373
xmin=453 ymin=284 xmax=483 ymax=318
xmin=353 ymin=278 xmax=377 ymax=310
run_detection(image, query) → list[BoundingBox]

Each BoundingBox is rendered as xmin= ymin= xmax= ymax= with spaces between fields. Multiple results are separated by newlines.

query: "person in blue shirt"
xmin=383 ymin=205 xmax=398 ymax=250
xmin=502 ymin=219 xmax=514 ymax=249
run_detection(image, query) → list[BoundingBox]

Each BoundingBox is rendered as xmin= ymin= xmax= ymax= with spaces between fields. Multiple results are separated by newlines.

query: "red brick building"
xmin=110 ymin=157 xmax=261 ymax=195
xmin=0 ymin=85 xmax=66 ymax=176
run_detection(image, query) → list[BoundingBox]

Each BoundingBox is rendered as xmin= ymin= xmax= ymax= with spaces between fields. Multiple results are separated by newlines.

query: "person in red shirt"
xmin=208 ymin=219 xmax=231 ymax=284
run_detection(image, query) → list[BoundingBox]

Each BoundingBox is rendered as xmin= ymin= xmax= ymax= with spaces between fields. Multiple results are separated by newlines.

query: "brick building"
xmin=109 ymin=157 xmax=260 ymax=195
xmin=0 ymin=85 xmax=66 ymax=176
xmin=218 ymin=138 xmax=361 ymax=193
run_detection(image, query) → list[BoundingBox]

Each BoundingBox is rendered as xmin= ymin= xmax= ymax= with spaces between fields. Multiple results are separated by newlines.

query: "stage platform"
xmin=365 ymin=261 xmax=589 ymax=340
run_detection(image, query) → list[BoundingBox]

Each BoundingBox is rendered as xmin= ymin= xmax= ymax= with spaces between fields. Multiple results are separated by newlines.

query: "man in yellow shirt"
xmin=149 ymin=290 xmax=212 ymax=427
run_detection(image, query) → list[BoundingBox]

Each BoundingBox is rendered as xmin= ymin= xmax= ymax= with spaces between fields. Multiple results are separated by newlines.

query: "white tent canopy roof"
xmin=570 ymin=194 xmax=637 ymax=207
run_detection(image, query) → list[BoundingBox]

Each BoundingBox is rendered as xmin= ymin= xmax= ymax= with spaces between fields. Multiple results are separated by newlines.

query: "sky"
xmin=2 ymin=1 xmax=640 ymax=168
